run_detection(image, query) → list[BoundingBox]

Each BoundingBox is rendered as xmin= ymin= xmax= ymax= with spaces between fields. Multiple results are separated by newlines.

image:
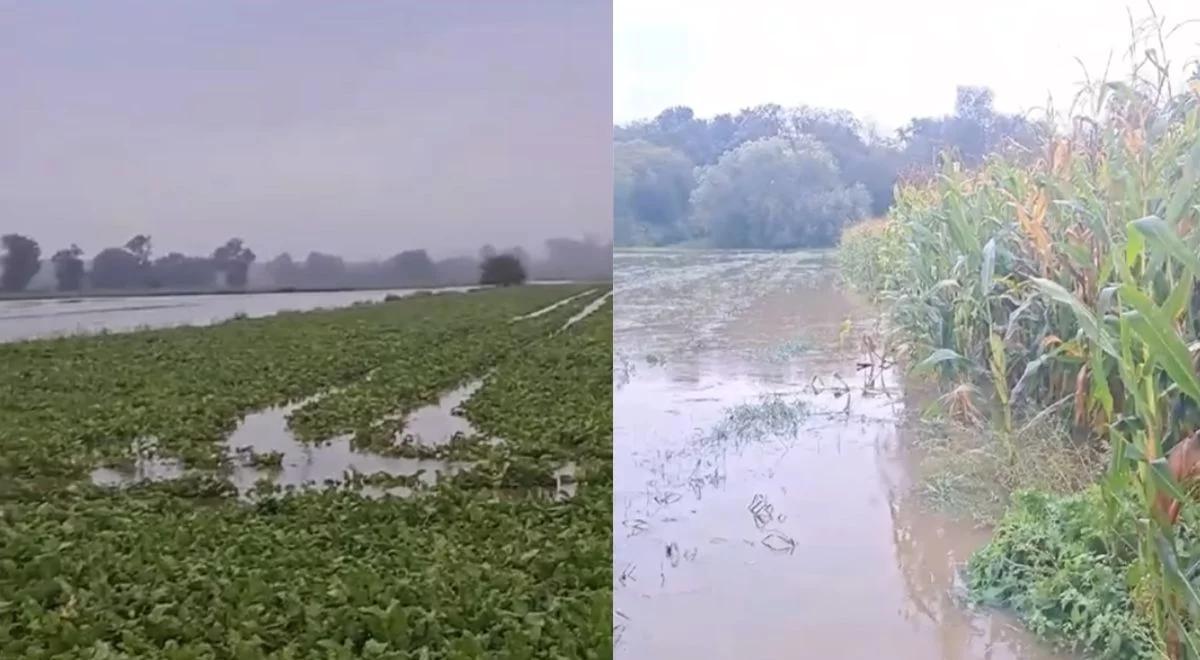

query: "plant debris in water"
xmin=702 ymin=394 xmax=809 ymax=449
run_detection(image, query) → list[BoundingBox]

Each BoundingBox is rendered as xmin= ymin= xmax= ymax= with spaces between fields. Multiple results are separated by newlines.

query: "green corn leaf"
xmin=1162 ymin=274 xmax=1194 ymax=322
xmin=1120 ymin=284 xmax=1200 ymax=405
xmin=1089 ymin=347 xmax=1113 ymax=418
xmin=1130 ymin=216 xmax=1200 ymax=278
xmin=1012 ymin=351 xmax=1054 ymax=400
xmin=1166 ymin=141 xmax=1200 ymax=225
xmin=1003 ymin=295 xmax=1037 ymax=342
xmin=1123 ymin=439 xmax=1146 ymax=462
xmin=980 ymin=238 xmax=996 ymax=296
xmin=1030 ymin=277 xmax=1118 ymax=358
xmin=1150 ymin=457 xmax=1189 ymax=505
xmin=1154 ymin=530 xmax=1200 ymax=614
xmin=1125 ymin=222 xmax=1145 ymax=274
xmin=914 ymin=348 xmax=966 ymax=373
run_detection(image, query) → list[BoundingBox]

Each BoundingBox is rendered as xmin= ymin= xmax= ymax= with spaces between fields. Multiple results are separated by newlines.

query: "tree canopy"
xmin=51 ymin=245 xmax=85 ymax=291
xmin=480 ymin=254 xmax=527 ymax=287
xmin=212 ymin=238 xmax=256 ymax=288
xmin=0 ymin=234 xmax=41 ymax=292
xmin=690 ymin=137 xmax=870 ymax=249
xmin=614 ymin=140 xmax=696 ymax=246
xmin=615 ymin=86 xmax=1042 ymax=249
xmin=0 ymin=233 xmax=611 ymax=295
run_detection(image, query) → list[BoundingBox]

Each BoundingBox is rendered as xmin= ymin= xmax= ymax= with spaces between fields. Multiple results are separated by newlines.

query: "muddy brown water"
xmin=613 ymin=249 xmax=1074 ymax=660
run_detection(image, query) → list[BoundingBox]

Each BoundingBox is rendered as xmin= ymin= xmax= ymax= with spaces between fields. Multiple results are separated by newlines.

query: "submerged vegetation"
xmin=840 ymin=19 xmax=1200 ymax=659
xmin=0 ymin=284 xmax=613 ymax=658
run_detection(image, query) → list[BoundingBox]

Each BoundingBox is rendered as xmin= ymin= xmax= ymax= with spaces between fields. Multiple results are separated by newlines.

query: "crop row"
xmin=453 ymin=298 xmax=614 ymax=490
xmin=0 ymin=284 xmax=614 ymax=658
xmin=0 ymin=480 xmax=613 ymax=658
xmin=286 ymin=289 xmax=605 ymax=451
xmin=0 ymin=285 xmax=591 ymax=493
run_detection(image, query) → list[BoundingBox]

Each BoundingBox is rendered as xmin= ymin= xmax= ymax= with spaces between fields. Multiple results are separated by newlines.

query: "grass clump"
xmin=912 ymin=412 xmax=1104 ymax=523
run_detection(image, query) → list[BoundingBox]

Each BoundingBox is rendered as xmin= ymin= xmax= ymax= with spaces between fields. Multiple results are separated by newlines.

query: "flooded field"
xmin=3 ymin=284 xmax=614 ymax=656
xmin=0 ymin=286 xmax=478 ymax=342
xmin=613 ymin=249 xmax=1070 ymax=659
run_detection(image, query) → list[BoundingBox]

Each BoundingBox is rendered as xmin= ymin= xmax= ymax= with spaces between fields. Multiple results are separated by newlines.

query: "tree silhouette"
xmin=1 ymin=234 xmax=42 ymax=292
xmin=152 ymin=252 xmax=217 ymax=288
xmin=479 ymin=254 xmax=526 ymax=286
xmin=51 ymin=245 xmax=85 ymax=291
xmin=212 ymin=238 xmax=256 ymax=288
xmin=124 ymin=235 xmax=152 ymax=265
xmin=91 ymin=246 xmax=144 ymax=289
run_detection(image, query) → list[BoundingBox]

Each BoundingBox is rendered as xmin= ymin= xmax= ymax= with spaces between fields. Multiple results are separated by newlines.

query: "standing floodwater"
xmin=613 ymin=249 xmax=1071 ymax=659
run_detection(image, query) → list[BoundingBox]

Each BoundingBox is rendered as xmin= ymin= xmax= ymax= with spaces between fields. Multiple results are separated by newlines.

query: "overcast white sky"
xmin=615 ymin=0 xmax=1200 ymax=130
xmin=1 ymin=1 xmax=611 ymax=261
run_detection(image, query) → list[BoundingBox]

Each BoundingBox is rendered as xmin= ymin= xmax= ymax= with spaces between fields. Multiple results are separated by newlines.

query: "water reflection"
xmin=2 ymin=281 xmax=578 ymax=343
xmin=612 ymin=248 xmax=1071 ymax=660
xmin=91 ymin=386 xmax=477 ymax=497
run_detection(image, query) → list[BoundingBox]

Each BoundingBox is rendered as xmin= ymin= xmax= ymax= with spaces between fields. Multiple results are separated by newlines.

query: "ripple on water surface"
xmin=612 ymin=248 xmax=1074 ymax=660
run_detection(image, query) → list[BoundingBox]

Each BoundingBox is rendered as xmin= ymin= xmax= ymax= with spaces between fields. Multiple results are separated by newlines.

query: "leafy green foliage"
xmin=967 ymin=489 xmax=1158 ymax=659
xmin=0 ymin=286 xmax=584 ymax=486
xmin=0 ymin=285 xmax=613 ymax=658
xmin=460 ymin=302 xmax=613 ymax=487
xmin=0 ymin=486 xmax=612 ymax=658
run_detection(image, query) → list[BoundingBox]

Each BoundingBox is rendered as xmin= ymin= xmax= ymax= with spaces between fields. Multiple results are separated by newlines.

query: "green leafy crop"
xmin=0 ymin=285 xmax=613 ymax=658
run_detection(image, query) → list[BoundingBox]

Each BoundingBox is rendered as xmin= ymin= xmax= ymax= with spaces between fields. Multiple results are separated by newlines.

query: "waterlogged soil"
xmin=91 ymin=379 xmax=482 ymax=496
xmin=0 ymin=286 xmax=492 ymax=343
xmin=613 ymin=249 xmax=1073 ymax=660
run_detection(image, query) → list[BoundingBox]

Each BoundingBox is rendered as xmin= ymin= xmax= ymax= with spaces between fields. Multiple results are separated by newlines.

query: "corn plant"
xmin=841 ymin=20 xmax=1200 ymax=656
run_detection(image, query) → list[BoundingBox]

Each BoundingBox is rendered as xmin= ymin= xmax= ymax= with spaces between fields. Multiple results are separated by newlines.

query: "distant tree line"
xmin=615 ymin=85 xmax=1042 ymax=249
xmin=0 ymin=233 xmax=611 ymax=294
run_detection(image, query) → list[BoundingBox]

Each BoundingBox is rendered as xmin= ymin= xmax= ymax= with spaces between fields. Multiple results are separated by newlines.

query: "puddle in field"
xmin=613 ymin=249 xmax=1073 ymax=660
xmin=512 ymin=288 xmax=597 ymax=320
xmin=560 ymin=289 xmax=613 ymax=331
xmin=90 ymin=375 xmax=581 ymax=501
xmin=219 ymin=399 xmax=470 ymax=494
xmin=392 ymin=379 xmax=483 ymax=445
xmin=553 ymin=462 xmax=579 ymax=500
xmin=90 ymin=382 xmax=484 ymax=496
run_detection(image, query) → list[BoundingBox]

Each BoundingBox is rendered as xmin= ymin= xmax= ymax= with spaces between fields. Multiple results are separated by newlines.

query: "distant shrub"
xmin=480 ymin=254 xmax=527 ymax=286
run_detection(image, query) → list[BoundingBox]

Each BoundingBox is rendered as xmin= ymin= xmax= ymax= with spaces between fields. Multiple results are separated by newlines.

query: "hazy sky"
xmin=616 ymin=0 xmax=1200 ymax=129
xmin=1 ymin=1 xmax=612 ymax=261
